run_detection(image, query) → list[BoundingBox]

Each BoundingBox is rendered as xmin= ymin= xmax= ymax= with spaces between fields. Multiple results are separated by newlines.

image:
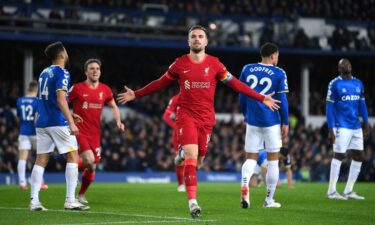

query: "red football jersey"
xmin=68 ymin=82 xmax=114 ymax=138
xmin=166 ymin=54 xmax=227 ymax=125
xmin=163 ymin=94 xmax=179 ymax=129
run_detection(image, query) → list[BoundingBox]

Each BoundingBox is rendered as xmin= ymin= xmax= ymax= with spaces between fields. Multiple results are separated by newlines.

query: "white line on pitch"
xmin=46 ymin=220 xmax=213 ymax=225
xmin=0 ymin=207 xmax=216 ymax=223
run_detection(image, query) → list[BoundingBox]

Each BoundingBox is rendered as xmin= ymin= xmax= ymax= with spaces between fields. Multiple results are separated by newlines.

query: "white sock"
xmin=18 ymin=160 xmax=27 ymax=186
xmin=30 ymin=165 xmax=45 ymax=204
xmin=241 ymin=159 xmax=257 ymax=188
xmin=65 ymin=163 xmax=78 ymax=203
xmin=328 ymin=158 xmax=342 ymax=195
xmin=344 ymin=160 xmax=362 ymax=194
xmin=188 ymin=199 xmax=197 ymax=208
xmin=265 ymin=160 xmax=279 ymax=203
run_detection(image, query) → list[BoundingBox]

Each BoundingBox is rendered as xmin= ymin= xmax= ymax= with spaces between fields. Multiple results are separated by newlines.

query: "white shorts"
xmin=18 ymin=135 xmax=36 ymax=150
xmin=245 ymin=124 xmax=282 ymax=153
xmin=36 ymin=126 xmax=78 ymax=155
xmin=333 ymin=128 xmax=363 ymax=153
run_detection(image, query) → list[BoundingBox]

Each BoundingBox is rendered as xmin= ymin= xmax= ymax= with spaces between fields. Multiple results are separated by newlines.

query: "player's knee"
xmin=185 ymin=158 xmax=198 ymax=167
xmin=35 ymin=154 xmax=49 ymax=167
xmin=351 ymin=150 xmax=364 ymax=162
xmin=66 ymin=151 xmax=79 ymax=163
xmin=333 ymin=152 xmax=346 ymax=161
xmin=87 ymin=163 xmax=96 ymax=172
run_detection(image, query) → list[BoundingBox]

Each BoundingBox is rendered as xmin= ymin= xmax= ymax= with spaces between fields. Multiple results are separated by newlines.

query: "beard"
xmin=191 ymin=46 xmax=204 ymax=54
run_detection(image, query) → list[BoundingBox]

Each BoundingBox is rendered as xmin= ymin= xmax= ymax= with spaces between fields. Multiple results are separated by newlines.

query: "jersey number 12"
xmin=21 ymin=105 xmax=34 ymax=121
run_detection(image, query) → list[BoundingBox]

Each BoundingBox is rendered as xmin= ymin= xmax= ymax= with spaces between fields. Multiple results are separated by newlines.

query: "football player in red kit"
xmin=117 ymin=25 xmax=279 ymax=218
xmin=162 ymin=94 xmax=185 ymax=192
xmin=69 ymin=59 xmax=125 ymax=206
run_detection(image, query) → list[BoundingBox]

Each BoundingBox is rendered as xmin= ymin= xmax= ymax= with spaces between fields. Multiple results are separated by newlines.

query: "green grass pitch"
xmin=0 ymin=182 xmax=374 ymax=225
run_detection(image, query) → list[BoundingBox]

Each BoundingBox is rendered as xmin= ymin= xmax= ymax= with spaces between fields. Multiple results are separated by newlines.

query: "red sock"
xmin=78 ymin=158 xmax=85 ymax=171
xmin=184 ymin=159 xmax=197 ymax=200
xmin=176 ymin=165 xmax=185 ymax=185
xmin=79 ymin=169 xmax=95 ymax=195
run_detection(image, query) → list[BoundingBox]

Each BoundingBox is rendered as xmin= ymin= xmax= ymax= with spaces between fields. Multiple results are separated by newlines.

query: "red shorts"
xmin=176 ymin=114 xmax=213 ymax=157
xmin=76 ymin=134 xmax=101 ymax=163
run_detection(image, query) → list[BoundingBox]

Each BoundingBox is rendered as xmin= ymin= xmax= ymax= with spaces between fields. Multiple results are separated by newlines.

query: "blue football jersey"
xmin=239 ymin=63 xmax=288 ymax=127
xmin=326 ymin=76 xmax=365 ymax=129
xmin=36 ymin=65 xmax=70 ymax=128
xmin=16 ymin=96 xmax=38 ymax=135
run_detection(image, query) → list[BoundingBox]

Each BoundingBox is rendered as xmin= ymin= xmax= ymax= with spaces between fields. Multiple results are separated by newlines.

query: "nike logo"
xmin=183 ymin=70 xmax=190 ymax=73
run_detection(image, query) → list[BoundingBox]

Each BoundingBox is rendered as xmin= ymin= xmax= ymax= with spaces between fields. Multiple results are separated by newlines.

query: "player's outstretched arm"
xmin=117 ymin=86 xmax=135 ymax=104
xmin=223 ymin=74 xmax=280 ymax=111
xmin=109 ymin=100 xmax=125 ymax=132
xmin=118 ymin=74 xmax=174 ymax=105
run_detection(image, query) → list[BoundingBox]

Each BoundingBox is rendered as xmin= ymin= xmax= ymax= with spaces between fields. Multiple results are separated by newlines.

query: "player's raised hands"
xmin=262 ymin=92 xmax=280 ymax=111
xmin=117 ymin=86 xmax=135 ymax=104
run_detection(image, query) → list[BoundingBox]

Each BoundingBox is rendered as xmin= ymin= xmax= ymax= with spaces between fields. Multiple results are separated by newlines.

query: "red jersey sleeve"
xmin=68 ymin=84 xmax=78 ymax=103
xmin=104 ymin=85 xmax=114 ymax=104
xmin=166 ymin=58 xmax=181 ymax=80
xmin=214 ymin=57 xmax=228 ymax=81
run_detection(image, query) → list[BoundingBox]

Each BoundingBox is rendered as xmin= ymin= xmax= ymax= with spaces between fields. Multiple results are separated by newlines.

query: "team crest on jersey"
xmin=204 ymin=67 xmax=210 ymax=76
xmin=356 ymin=87 xmax=360 ymax=93
xmin=82 ymin=101 xmax=88 ymax=109
xmin=184 ymin=80 xmax=190 ymax=89
xmin=99 ymin=92 xmax=103 ymax=100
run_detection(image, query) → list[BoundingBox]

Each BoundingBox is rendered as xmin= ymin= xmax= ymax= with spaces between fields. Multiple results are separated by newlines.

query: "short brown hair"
xmin=84 ymin=58 xmax=102 ymax=71
xmin=28 ymin=80 xmax=38 ymax=92
xmin=188 ymin=25 xmax=208 ymax=38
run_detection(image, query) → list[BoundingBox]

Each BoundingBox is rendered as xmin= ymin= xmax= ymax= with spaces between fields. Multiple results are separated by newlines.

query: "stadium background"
xmin=1 ymin=0 xmax=375 ymax=184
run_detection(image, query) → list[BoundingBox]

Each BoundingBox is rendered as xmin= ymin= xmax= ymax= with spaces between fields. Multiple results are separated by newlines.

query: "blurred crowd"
xmin=52 ymin=0 xmax=375 ymax=21
xmin=2 ymin=0 xmax=375 ymax=51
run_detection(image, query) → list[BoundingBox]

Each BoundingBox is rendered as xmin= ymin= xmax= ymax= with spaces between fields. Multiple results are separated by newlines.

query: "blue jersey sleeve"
xmin=326 ymin=80 xmax=336 ymax=128
xmin=56 ymin=69 xmax=70 ymax=92
xmin=359 ymin=81 xmax=368 ymax=123
xmin=326 ymin=102 xmax=335 ymax=128
xmin=326 ymin=80 xmax=337 ymax=103
xmin=277 ymin=93 xmax=289 ymax=125
xmin=276 ymin=69 xmax=289 ymax=94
